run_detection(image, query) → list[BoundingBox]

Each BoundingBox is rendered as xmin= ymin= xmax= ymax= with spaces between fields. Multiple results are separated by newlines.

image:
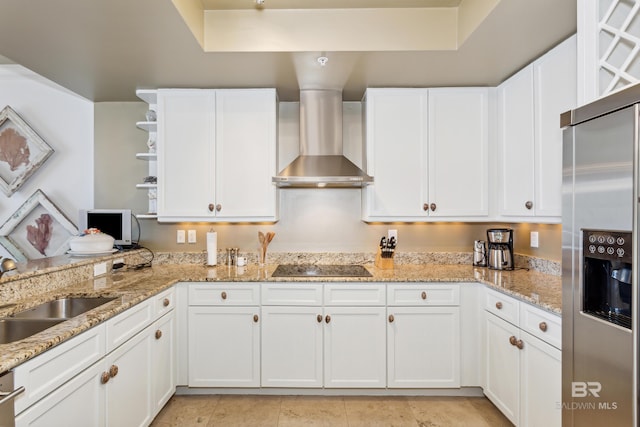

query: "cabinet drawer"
xmin=324 ymin=283 xmax=385 ymax=306
xmin=106 ymin=299 xmax=153 ymax=352
xmin=14 ymin=323 xmax=106 ymax=415
xmin=189 ymin=283 xmax=260 ymax=306
xmin=485 ymin=288 xmax=519 ymax=326
xmin=387 ymin=284 xmax=460 ymax=306
xmin=262 ymin=283 xmax=323 ymax=306
xmin=519 ymin=303 xmax=561 ymax=349
xmin=154 ymin=287 xmax=175 ymax=317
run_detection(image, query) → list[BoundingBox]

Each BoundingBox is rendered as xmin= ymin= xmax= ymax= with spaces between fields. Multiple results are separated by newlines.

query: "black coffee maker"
xmin=486 ymin=228 xmax=514 ymax=270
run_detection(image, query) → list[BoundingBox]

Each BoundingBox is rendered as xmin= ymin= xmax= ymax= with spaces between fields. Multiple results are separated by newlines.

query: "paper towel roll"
xmin=206 ymin=231 xmax=217 ymax=266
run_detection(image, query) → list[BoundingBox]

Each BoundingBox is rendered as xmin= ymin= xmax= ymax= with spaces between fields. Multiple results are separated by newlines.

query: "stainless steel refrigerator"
xmin=562 ymin=84 xmax=640 ymax=426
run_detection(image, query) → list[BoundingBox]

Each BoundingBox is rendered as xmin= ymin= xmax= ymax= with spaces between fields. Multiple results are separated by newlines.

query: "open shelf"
xmin=136 ymin=153 xmax=157 ymax=160
xmin=136 ymin=89 xmax=157 ymax=105
xmin=136 ymin=213 xmax=158 ymax=219
xmin=136 ymin=121 xmax=157 ymax=132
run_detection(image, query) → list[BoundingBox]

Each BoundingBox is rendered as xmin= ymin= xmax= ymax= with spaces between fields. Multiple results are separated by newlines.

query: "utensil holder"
xmin=375 ymin=248 xmax=394 ymax=270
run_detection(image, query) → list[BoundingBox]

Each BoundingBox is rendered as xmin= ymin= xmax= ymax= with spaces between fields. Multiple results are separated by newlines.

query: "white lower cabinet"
xmin=14 ymin=289 xmax=177 ymax=427
xmin=485 ymin=312 xmax=521 ymax=424
xmin=484 ymin=289 xmax=561 ymax=426
xmin=15 ymin=360 xmax=105 ymax=427
xmin=187 ymin=306 xmax=260 ymax=387
xmin=261 ymin=305 xmax=323 ymax=387
xmin=187 ymin=283 xmax=261 ymax=387
xmin=105 ymin=322 xmax=154 ymax=427
xmin=387 ymin=284 xmax=461 ymax=388
xmin=519 ymin=330 xmax=561 ymax=427
xmin=151 ymin=312 xmax=176 ymax=413
xmin=387 ymin=306 xmax=460 ymax=388
xmin=260 ymin=283 xmax=386 ymax=389
xmin=323 ymin=306 xmax=386 ymax=388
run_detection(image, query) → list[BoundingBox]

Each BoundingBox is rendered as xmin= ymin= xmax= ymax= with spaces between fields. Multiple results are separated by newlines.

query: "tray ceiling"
xmin=0 ymin=0 xmax=576 ymax=102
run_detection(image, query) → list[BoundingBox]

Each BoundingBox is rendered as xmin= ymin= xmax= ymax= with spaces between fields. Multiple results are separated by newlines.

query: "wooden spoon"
xmin=266 ymin=232 xmax=275 ymax=244
xmin=258 ymin=231 xmax=265 ymax=245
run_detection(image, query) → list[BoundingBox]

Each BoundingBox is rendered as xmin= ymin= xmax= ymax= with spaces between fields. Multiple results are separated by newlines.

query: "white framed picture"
xmin=0 ymin=189 xmax=78 ymax=261
xmin=0 ymin=106 xmax=54 ymax=197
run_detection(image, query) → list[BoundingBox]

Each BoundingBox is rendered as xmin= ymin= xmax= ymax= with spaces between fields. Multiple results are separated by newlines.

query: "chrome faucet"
xmin=0 ymin=257 xmax=17 ymax=277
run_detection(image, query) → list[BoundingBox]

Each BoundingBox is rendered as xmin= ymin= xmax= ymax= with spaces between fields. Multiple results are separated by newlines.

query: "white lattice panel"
xmin=596 ymin=0 xmax=640 ymax=95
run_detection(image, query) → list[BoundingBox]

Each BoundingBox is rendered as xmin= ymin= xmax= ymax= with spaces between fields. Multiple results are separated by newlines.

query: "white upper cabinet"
xmin=498 ymin=35 xmax=576 ymax=221
xmin=215 ymin=89 xmax=278 ymax=220
xmin=157 ymin=89 xmax=215 ymax=220
xmin=156 ymin=88 xmax=278 ymax=222
xmin=428 ymin=88 xmax=489 ymax=217
xmin=362 ymin=87 xmax=489 ymax=221
xmin=362 ymin=89 xmax=427 ymax=220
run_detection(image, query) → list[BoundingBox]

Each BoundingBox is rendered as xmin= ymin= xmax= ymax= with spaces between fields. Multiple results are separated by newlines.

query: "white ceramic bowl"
xmin=69 ymin=233 xmax=115 ymax=252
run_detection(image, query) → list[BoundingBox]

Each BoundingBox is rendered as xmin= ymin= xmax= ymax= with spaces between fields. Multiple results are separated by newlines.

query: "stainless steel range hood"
xmin=272 ymin=89 xmax=373 ymax=188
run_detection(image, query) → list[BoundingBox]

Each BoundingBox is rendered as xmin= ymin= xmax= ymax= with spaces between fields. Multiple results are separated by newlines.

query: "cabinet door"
xmin=484 ymin=312 xmax=520 ymax=425
xmin=215 ymin=89 xmax=277 ymax=220
xmin=498 ymin=66 xmax=535 ymax=217
xmin=533 ymin=35 xmax=576 ymax=217
xmin=157 ymin=89 xmax=215 ymax=221
xmin=105 ymin=325 xmax=153 ymax=427
xmin=188 ymin=306 xmax=260 ymax=387
xmin=427 ymin=88 xmax=489 ymax=217
xmin=387 ymin=306 xmax=460 ymax=388
xmin=323 ymin=306 xmax=386 ymax=388
xmin=363 ymin=89 xmax=428 ymax=220
xmin=261 ymin=306 xmax=323 ymax=387
xmin=519 ymin=331 xmax=561 ymax=427
xmin=151 ymin=311 xmax=176 ymax=416
xmin=15 ymin=361 xmax=105 ymax=427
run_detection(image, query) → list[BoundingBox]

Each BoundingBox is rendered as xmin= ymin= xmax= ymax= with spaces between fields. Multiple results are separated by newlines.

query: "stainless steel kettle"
xmin=473 ymin=240 xmax=487 ymax=267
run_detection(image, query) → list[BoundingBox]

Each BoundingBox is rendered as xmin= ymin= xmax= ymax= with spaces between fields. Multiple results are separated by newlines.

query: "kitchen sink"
xmin=0 ymin=318 xmax=65 ymax=344
xmin=10 ymin=296 xmax=118 ymax=320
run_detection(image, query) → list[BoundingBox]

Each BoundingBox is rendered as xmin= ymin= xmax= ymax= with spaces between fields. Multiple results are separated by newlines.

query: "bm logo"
xmin=572 ymin=381 xmax=602 ymax=398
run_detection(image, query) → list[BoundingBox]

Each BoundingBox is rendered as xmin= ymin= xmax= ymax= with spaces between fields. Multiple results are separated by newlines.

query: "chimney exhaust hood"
xmin=272 ymin=89 xmax=373 ymax=188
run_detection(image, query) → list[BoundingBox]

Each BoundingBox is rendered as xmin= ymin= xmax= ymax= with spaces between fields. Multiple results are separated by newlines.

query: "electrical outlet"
xmin=530 ymin=231 xmax=539 ymax=248
xmin=93 ymin=262 xmax=107 ymax=277
xmin=388 ymin=229 xmax=398 ymax=242
xmin=177 ymin=230 xmax=186 ymax=244
xmin=188 ymin=230 xmax=197 ymax=244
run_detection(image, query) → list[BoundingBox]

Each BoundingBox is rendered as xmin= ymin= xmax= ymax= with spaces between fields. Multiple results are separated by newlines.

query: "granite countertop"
xmin=0 ymin=263 xmax=561 ymax=373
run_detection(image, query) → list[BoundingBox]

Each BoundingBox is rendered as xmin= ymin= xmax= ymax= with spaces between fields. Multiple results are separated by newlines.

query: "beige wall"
xmin=94 ymin=102 xmax=561 ymax=262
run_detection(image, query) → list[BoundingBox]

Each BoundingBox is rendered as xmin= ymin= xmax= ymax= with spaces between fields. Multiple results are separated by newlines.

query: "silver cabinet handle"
xmin=0 ymin=386 xmax=25 ymax=406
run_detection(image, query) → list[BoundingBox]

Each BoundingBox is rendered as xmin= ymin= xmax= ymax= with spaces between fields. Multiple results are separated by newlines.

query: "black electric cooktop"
xmin=271 ymin=264 xmax=372 ymax=278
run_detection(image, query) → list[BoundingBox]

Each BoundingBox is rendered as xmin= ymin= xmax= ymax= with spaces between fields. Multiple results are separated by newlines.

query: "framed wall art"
xmin=0 ymin=189 xmax=78 ymax=261
xmin=0 ymin=106 xmax=54 ymax=197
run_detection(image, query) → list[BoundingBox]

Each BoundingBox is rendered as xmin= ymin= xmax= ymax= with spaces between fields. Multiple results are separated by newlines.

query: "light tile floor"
xmin=151 ymin=395 xmax=513 ymax=427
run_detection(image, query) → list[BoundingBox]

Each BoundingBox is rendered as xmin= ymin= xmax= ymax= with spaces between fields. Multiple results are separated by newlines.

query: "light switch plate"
xmin=530 ymin=231 xmax=539 ymax=248
xmin=177 ymin=230 xmax=186 ymax=244
xmin=188 ymin=230 xmax=197 ymax=244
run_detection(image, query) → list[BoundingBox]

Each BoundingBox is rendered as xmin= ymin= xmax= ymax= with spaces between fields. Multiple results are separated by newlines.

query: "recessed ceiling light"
xmin=317 ymin=56 xmax=328 ymax=67
xmin=256 ymin=0 xmax=265 ymax=5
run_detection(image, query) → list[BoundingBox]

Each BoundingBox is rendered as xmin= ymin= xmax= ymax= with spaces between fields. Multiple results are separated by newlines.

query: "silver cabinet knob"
xmin=525 ymin=201 xmax=533 ymax=210
xmin=423 ymin=203 xmax=429 ymax=211
xmin=430 ymin=203 xmax=437 ymax=212
xmin=216 ymin=204 xmax=222 ymax=212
